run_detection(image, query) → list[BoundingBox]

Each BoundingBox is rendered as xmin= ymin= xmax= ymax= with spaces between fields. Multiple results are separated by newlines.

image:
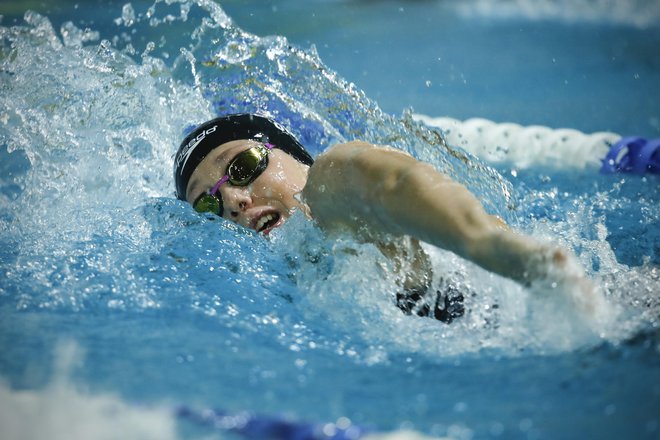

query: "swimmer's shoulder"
xmin=315 ymin=140 xmax=412 ymax=163
xmin=312 ymin=141 xmax=374 ymax=167
xmin=310 ymin=141 xmax=415 ymax=184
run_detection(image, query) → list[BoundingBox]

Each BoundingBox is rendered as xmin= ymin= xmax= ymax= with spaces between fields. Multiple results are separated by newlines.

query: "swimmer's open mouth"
xmin=256 ymin=212 xmax=281 ymax=234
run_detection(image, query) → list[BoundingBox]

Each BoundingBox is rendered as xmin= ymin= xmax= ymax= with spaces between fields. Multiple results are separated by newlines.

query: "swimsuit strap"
xmin=601 ymin=136 xmax=660 ymax=174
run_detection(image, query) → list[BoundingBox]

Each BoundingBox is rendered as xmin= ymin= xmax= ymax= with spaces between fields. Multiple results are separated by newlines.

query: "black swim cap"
xmin=173 ymin=114 xmax=314 ymax=200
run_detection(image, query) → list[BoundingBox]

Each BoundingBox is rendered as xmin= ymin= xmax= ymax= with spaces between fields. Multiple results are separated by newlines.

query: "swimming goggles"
xmin=193 ymin=142 xmax=274 ymax=216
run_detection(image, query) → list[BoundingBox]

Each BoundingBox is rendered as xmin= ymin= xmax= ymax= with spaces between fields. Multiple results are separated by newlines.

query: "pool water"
xmin=1 ymin=1 xmax=659 ymax=439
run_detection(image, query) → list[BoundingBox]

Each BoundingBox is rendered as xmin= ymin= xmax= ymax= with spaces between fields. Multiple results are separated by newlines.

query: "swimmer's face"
xmin=185 ymin=139 xmax=310 ymax=234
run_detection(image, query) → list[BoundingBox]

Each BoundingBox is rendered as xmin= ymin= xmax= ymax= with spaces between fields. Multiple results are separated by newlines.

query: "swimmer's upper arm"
xmin=303 ymin=140 xmax=502 ymax=255
xmin=303 ymin=141 xmax=465 ymax=237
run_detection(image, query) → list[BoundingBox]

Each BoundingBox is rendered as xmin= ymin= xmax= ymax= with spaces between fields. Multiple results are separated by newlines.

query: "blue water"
xmin=1 ymin=1 xmax=659 ymax=439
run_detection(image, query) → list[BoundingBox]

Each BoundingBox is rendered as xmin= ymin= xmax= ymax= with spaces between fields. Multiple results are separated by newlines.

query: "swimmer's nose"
xmin=221 ymin=187 xmax=252 ymax=222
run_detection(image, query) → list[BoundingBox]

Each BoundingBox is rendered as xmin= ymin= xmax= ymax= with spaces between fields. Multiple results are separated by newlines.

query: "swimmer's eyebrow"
xmin=212 ymin=147 xmax=234 ymax=166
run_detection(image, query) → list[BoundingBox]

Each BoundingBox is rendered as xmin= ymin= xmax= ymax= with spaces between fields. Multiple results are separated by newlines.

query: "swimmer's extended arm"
xmin=303 ymin=141 xmax=567 ymax=285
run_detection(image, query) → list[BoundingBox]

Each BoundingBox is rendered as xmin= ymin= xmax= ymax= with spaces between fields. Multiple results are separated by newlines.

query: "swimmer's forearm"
xmin=366 ymin=153 xmax=558 ymax=282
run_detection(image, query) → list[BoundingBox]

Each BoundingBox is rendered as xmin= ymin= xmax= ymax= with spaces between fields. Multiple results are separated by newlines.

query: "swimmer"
xmin=174 ymin=114 xmax=604 ymax=321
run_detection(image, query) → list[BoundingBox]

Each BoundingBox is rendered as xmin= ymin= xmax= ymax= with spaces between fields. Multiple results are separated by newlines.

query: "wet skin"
xmin=185 ymin=139 xmax=310 ymax=235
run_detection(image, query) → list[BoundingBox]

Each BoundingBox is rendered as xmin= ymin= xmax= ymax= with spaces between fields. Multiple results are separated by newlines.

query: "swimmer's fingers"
xmin=528 ymin=248 xmax=614 ymax=324
xmin=563 ymin=272 xmax=613 ymax=324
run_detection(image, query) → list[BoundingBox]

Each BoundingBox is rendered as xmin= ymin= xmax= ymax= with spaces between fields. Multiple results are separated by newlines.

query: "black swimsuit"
xmin=396 ymin=284 xmax=465 ymax=324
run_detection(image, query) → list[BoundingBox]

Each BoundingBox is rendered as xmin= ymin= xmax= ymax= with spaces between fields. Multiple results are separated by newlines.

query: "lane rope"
xmin=415 ymin=115 xmax=659 ymax=174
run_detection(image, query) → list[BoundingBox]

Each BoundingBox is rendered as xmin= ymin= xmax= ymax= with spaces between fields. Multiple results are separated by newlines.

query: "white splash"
xmin=0 ymin=341 xmax=177 ymax=440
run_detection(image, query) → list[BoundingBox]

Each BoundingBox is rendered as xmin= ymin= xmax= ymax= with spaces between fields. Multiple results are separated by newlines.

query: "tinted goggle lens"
xmin=193 ymin=193 xmax=222 ymax=215
xmin=227 ymin=147 xmax=267 ymax=185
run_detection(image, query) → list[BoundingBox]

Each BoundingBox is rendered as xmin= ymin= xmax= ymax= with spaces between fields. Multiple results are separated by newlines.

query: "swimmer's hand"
xmin=526 ymin=247 xmax=610 ymax=321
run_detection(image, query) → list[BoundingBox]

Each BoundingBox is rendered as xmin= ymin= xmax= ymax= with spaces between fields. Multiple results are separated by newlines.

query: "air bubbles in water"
xmin=120 ymin=3 xmax=136 ymax=27
xmin=60 ymin=22 xmax=99 ymax=48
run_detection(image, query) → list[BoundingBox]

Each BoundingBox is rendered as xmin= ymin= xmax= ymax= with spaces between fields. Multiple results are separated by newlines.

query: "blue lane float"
xmin=600 ymin=136 xmax=660 ymax=174
xmin=176 ymin=406 xmax=372 ymax=440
